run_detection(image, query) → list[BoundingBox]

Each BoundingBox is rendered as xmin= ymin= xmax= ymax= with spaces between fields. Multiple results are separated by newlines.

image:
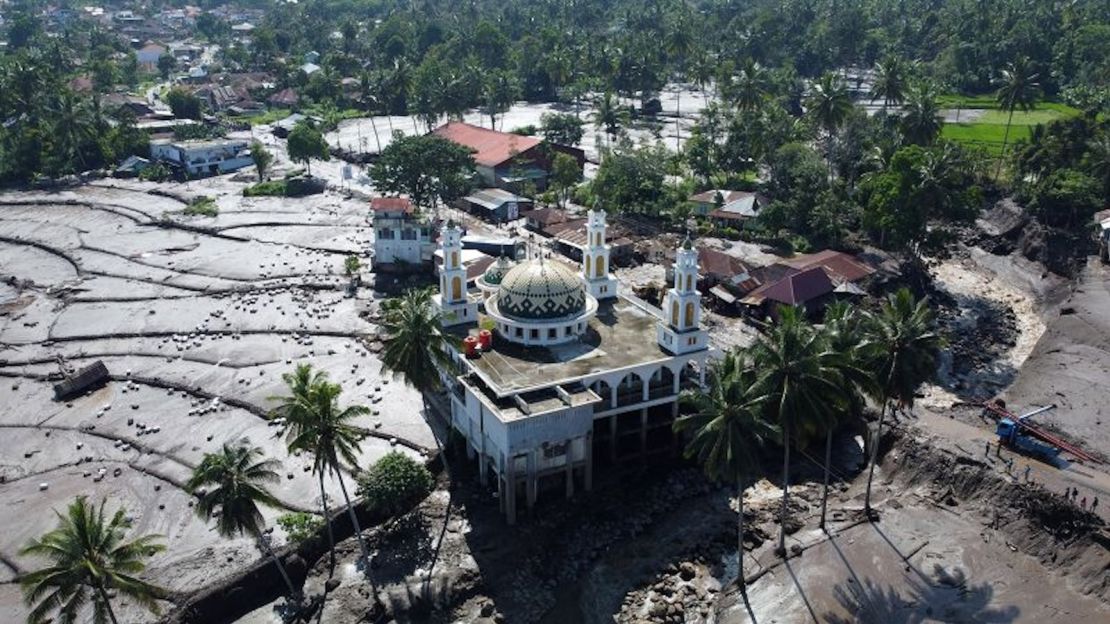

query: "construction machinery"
xmin=982 ymin=400 xmax=1099 ymax=465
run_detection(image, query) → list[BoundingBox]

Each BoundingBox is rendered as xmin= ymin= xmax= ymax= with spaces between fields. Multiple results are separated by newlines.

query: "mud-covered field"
xmin=0 ymin=179 xmax=433 ymax=622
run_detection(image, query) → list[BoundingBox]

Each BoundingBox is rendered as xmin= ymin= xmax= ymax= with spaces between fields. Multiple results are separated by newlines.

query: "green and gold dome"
xmin=495 ymin=259 xmax=587 ymax=320
xmin=476 ymin=255 xmax=516 ymax=294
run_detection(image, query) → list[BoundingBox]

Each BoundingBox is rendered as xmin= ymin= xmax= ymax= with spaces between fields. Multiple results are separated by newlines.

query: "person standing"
xmin=1080 ymin=496 xmax=1087 ymax=510
xmin=1093 ymin=496 xmax=1099 ymax=512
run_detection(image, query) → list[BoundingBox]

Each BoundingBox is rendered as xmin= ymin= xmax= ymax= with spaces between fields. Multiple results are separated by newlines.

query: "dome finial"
xmin=682 ymin=229 xmax=694 ymax=250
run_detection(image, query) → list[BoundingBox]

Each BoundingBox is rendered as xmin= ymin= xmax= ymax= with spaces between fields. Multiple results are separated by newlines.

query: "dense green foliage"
xmin=369 ymin=133 xmax=475 ymax=210
xmin=1013 ymin=116 xmax=1110 ymax=229
xmin=356 ymin=451 xmax=434 ymax=516
xmin=276 ymin=512 xmax=325 ymax=546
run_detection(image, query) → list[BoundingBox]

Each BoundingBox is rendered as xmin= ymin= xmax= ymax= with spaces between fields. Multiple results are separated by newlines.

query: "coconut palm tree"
xmin=749 ymin=306 xmax=846 ymax=554
xmin=186 ymin=441 xmax=299 ymax=601
xmin=675 ymin=350 xmax=777 ymax=596
xmin=592 ymin=91 xmax=626 ymax=152
xmin=269 ymin=364 xmax=334 ymax=566
xmin=665 ymin=18 xmax=693 ymax=149
xmin=733 ymin=59 xmax=770 ymax=113
xmin=19 ymin=496 xmax=165 ymax=624
xmin=900 ymin=82 xmax=943 ymax=146
xmin=861 ymin=289 xmax=942 ymax=515
xmin=807 ymin=72 xmax=854 ymax=175
xmin=994 ymin=56 xmax=1041 ymax=178
xmin=379 ymin=287 xmax=459 ymax=475
xmin=869 ymin=56 xmax=910 ymax=111
xmin=285 ymin=380 xmax=376 ymax=597
xmin=1085 ymin=133 xmax=1110 ymax=196
xmin=818 ymin=303 xmax=875 ymax=530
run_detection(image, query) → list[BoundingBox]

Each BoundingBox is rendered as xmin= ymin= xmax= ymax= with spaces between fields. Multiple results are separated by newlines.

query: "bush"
xmin=183 ymin=196 xmax=218 ymax=216
xmin=243 ymin=180 xmax=287 ymax=197
xmin=356 ymin=452 xmax=433 ymax=516
xmin=509 ymin=124 xmax=537 ymax=136
xmin=138 ymin=163 xmax=170 ymax=182
xmin=276 ymin=512 xmax=323 ymax=546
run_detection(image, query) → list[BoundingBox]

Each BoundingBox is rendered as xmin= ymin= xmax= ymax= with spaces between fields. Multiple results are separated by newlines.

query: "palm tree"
xmin=379 ymin=287 xmax=458 ymax=474
xmin=285 ymin=380 xmax=376 ymax=598
xmin=665 ymin=19 xmax=693 ymax=149
xmin=1083 ymin=132 xmax=1110 ymax=197
xmin=994 ymin=56 xmax=1041 ymax=178
xmin=861 ymin=289 xmax=942 ymax=515
xmin=592 ymin=92 xmax=626 ymax=152
xmin=807 ymin=73 xmax=854 ymax=175
xmin=869 ymin=56 xmax=910 ymax=111
xmin=269 ymin=364 xmax=334 ymax=566
xmin=733 ymin=59 xmax=770 ymax=113
xmin=900 ymin=82 xmax=943 ymax=145
xmin=675 ymin=351 xmax=777 ymax=596
xmin=186 ymin=441 xmax=299 ymax=601
xmin=20 ymin=496 xmax=165 ymax=624
xmin=749 ymin=307 xmax=846 ymax=554
xmin=818 ymin=303 xmax=875 ymax=530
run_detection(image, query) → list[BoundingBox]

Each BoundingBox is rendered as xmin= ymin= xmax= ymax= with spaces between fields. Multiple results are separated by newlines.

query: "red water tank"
xmin=478 ymin=329 xmax=493 ymax=349
xmin=463 ymin=335 xmax=479 ymax=357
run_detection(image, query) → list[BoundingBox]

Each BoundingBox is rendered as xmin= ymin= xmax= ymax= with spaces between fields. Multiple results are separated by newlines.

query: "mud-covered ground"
xmin=0 ymin=179 xmax=434 ymax=622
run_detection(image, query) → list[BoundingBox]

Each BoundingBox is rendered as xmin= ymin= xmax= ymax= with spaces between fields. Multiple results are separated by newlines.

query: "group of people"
xmin=1065 ymin=487 xmax=1099 ymax=513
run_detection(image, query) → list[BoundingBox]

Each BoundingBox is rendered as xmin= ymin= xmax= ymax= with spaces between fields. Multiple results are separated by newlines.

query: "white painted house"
xmin=370 ymin=197 xmax=436 ymax=269
xmin=150 ymin=139 xmax=252 ymax=176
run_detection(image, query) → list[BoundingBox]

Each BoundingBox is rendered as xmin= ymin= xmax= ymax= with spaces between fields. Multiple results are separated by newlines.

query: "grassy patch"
xmin=940 ymin=102 xmax=1082 ymax=155
xmin=243 ymin=180 xmax=287 ymax=197
xmin=239 ymin=108 xmax=292 ymax=126
xmin=183 ymin=196 xmax=218 ymax=216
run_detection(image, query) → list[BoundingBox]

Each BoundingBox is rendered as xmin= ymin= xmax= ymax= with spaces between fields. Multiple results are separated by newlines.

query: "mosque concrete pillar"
xmin=642 ymin=377 xmax=650 ymax=402
xmin=640 ymin=408 xmax=649 ymax=456
xmin=478 ymin=451 xmax=488 ymax=487
xmin=609 ymin=415 xmax=618 ymax=463
xmin=526 ymin=452 xmax=537 ymax=510
xmin=505 ymin=456 xmax=516 ymax=525
xmin=610 ymin=385 xmax=618 ymax=409
xmin=584 ymin=433 xmax=594 ymax=491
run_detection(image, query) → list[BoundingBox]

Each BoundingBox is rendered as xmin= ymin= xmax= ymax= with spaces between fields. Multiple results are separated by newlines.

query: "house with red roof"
xmin=740 ymin=250 xmax=876 ymax=319
xmin=430 ymin=121 xmax=584 ymax=192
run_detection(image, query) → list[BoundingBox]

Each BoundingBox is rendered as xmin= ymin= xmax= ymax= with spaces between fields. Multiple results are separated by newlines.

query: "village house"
xmin=431 ymin=212 xmax=710 ymax=523
xmin=431 ymin=121 xmax=585 ymax=192
xmin=739 ymin=250 xmax=876 ymax=318
xmin=370 ymin=197 xmax=436 ymax=271
xmin=688 ymin=189 xmax=768 ymax=227
xmin=149 ymin=139 xmax=252 ymax=176
xmin=522 ymin=206 xmax=570 ymax=232
xmin=135 ymin=42 xmax=166 ymax=69
xmin=458 ymin=188 xmax=534 ymax=223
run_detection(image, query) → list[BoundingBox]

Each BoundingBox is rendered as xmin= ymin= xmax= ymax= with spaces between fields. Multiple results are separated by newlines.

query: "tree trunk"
xmin=422 ymin=395 xmax=450 ymax=480
xmin=820 ymin=428 xmax=833 ymax=530
xmin=995 ymin=105 xmax=1017 ymax=180
xmin=864 ymin=395 xmax=889 ymax=514
xmin=336 ymin=467 xmax=376 ymax=598
xmin=369 ymin=117 xmax=382 ymax=155
xmin=778 ymin=420 xmax=790 ymax=555
xmin=259 ymin=530 xmax=299 ymax=600
xmin=97 ymin=585 xmax=120 ymax=624
xmin=675 ymin=91 xmax=682 ymax=152
xmin=319 ymin=470 xmax=336 ymax=571
xmin=737 ymin=472 xmax=746 ymax=592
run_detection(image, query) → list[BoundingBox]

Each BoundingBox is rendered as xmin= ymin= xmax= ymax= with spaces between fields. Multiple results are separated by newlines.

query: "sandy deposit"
xmin=0 ymin=179 xmax=433 ymax=622
xmin=1003 ymin=258 xmax=1110 ymax=461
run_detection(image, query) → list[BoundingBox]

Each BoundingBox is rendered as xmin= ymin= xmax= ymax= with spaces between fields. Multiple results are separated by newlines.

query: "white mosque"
xmin=433 ymin=210 xmax=711 ymax=523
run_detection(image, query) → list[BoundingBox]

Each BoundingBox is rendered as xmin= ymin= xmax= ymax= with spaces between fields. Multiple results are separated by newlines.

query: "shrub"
xmin=509 ymin=124 xmax=537 ymax=136
xmin=138 ymin=163 xmax=170 ymax=182
xmin=243 ymin=180 xmax=287 ymax=197
xmin=183 ymin=196 xmax=218 ymax=216
xmin=276 ymin=512 xmax=323 ymax=546
xmin=356 ymin=452 xmax=433 ymax=516
xmin=344 ymin=254 xmax=361 ymax=275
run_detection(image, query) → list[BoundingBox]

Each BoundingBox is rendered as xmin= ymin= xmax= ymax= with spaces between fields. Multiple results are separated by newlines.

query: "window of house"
xmin=515 ymin=327 xmax=523 ymax=338
xmin=378 ymin=229 xmax=393 ymax=240
xmin=530 ymin=329 xmax=539 ymax=339
xmin=401 ymin=228 xmax=416 ymax=240
xmin=548 ymin=328 xmax=557 ymax=339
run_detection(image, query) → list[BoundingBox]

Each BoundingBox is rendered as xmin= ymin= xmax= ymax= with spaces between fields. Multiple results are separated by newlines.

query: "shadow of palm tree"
xmin=823 ymin=564 xmax=1020 ymax=624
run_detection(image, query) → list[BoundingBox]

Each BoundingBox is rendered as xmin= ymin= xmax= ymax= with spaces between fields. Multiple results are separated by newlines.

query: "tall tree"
xmin=186 ymin=441 xmax=299 ymax=601
xmin=269 ymin=364 xmax=334 ymax=566
xmin=281 ymin=377 xmax=376 ymax=602
xmin=592 ymin=92 xmax=626 ymax=152
xmin=19 ymin=497 xmax=165 ymax=624
xmin=861 ymin=289 xmax=942 ymax=515
xmin=749 ymin=307 xmax=845 ymax=554
xmin=370 ymin=133 xmax=475 ymax=212
xmin=900 ymin=82 xmax=943 ymax=145
xmin=287 ymin=122 xmax=330 ymax=176
xmin=379 ymin=287 xmax=459 ymax=472
xmin=995 ymin=56 xmax=1041 ymax=178
xmin=675 ymin=351 xmax=777 ymax=597
xmin=250 ymin=141 xmax=273 ymax=181
xmin=806 ymin=73 xmax=854 ymax=174
xmin=869 ymin=56 xmax=910 ymax=111
xmin=733 ymin=59 xmax=771 ymax=113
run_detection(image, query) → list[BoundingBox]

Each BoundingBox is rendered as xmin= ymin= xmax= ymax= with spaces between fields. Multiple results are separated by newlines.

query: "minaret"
xmin=434 ymin=220 xmax=478 ymax=326
xmin=657 ymin=235 xmax=708 ymax=354
xmin=582 ymin=207 xmax=618 ymax=300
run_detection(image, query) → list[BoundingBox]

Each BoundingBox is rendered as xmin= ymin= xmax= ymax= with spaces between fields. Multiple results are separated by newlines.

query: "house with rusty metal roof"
xmin=431 ymin=121 xmax=584 ymax=192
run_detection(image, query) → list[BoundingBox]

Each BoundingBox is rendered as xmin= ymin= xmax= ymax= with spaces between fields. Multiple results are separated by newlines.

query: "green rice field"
xmin=939 ymin=97 xmax=1081 ymax=156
